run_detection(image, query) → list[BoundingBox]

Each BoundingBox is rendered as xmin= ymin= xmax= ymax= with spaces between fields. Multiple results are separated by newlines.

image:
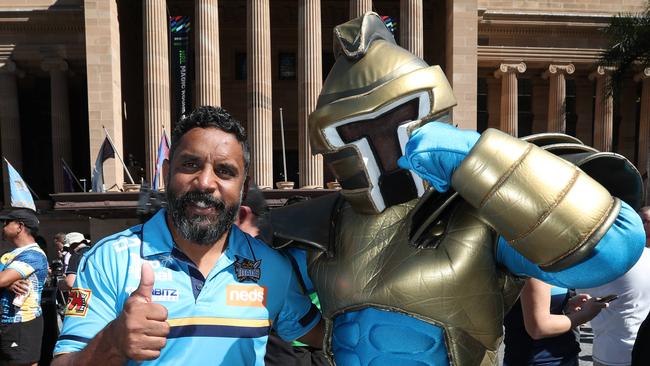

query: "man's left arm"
xmin=400 ymin=122 xmax=645 ymax=288
xmin=274 ymin=259 xmax=324 ymax=348
xmin=297 ymin=319 xmax=324 ymax=348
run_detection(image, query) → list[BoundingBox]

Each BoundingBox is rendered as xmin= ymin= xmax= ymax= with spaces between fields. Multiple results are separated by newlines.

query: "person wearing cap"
xmin=0 ymin=207 xmax=48 ymax=366
xmin=57 ymin=232 xmax=91 ymax=291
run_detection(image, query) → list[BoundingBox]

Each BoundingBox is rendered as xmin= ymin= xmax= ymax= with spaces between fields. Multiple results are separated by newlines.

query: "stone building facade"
xmin=0 ymin=0 xmax=648 ymax=252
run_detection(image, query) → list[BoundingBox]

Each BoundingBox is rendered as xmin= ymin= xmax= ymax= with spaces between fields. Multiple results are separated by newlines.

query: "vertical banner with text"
xmin=170 ymin=16 xmax=191 ymax=124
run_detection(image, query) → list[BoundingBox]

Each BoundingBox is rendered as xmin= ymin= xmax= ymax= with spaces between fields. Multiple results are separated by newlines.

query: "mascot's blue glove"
xmin=398 ymin=122 xmax=480 ymax=192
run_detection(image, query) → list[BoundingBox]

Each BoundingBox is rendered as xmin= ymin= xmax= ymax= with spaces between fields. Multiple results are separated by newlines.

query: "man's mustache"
xmin=178 ymin=191 xmax=225 ymax=212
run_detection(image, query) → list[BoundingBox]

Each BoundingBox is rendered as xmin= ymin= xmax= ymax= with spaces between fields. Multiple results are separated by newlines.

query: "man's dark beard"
xmin=166 ymin=189 xmax=240 ymax=245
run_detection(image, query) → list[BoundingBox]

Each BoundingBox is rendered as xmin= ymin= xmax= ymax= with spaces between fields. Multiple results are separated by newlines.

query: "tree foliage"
xmin=599 ymin=3 xmax=650 ymax=95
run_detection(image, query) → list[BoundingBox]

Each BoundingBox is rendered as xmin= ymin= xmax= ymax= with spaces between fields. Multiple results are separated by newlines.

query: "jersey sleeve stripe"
xmin=167 ymin=317 xmax=272 ymax=327
xmin=58 ymin=334 xmax=92 ymax=344
xmin=299 ymin=303 xmax=321 ymax=327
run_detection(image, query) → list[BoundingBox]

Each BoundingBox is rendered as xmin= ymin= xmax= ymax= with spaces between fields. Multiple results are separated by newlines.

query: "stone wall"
xmin=478 ymin=0 xmax=647 ymax=13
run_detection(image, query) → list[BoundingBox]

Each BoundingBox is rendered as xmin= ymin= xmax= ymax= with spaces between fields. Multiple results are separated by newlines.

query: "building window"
xmin=235 ymin=52 xmax=246 ymax=80
xmin=518 ymin=78 xmax=533 ymax=137
xmin=566 ymin=79 xmax=578 ymax=137
xmin=278 ymin=53 xmax=296 ymax=80
xmin=477 ymin=78 xmax=488 ymax=133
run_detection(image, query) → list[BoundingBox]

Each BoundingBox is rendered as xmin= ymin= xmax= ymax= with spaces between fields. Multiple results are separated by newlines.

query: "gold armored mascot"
xmin=270 ymin=13 xmax=645 ymax=366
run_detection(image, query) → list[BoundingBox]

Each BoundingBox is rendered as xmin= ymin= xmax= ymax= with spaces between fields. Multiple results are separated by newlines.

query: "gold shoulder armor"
xmin=451 ymin=128 xmax=621 ymax=272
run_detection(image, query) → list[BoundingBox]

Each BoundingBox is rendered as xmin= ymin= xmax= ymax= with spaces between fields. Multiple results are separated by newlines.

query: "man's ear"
xmin=237 ymin=205 xmax=253 ymax=225
xmin=162 ymin=159 xmax=170 ymax=186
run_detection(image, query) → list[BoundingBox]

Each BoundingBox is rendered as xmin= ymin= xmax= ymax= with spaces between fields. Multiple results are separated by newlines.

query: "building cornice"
xmin=479 ymin=9 xmax=616 ymax=23
xmin=478 ymin=46 xmax=604 ymax=67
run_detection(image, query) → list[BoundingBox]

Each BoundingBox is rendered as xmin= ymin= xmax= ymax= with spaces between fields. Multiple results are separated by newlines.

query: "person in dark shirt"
xmin=57 ymin=232 xmax=91 ymax=291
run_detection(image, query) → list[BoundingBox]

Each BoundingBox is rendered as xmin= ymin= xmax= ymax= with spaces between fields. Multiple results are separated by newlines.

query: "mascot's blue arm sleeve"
xmin=398 ymin=122 xmax=479 ymax=193
xmin=496 ymin=200 xmax=644 ymax=288
xmin=400 ymin=122 xmax=645 ymax=287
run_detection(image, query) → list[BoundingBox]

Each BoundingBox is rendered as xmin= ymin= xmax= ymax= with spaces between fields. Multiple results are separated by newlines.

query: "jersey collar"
xmin=140 ymin=209 xmax=257 ymax=262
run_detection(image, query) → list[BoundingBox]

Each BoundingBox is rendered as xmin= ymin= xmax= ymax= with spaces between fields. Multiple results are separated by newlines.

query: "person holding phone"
xmin=503 ymin=278 xmax=607 ymax=366
xmin=577 ymin=208 xmax=650 ymax=366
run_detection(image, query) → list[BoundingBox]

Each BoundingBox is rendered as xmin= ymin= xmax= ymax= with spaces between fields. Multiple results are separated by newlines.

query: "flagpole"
xmin=102 ymin=126 xmax=135 ymax=184
xmin=2 ymin=157 xmax=40 ymax=200
xmin=61 ymin=158 xmax=85 ymax=191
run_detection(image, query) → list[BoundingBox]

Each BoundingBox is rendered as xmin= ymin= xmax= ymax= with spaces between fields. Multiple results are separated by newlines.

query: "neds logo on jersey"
xmin=226 ymin=285 xmax=267 ymax=307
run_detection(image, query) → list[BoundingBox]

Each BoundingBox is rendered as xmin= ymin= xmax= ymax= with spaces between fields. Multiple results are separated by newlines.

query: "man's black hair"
xmin=170 ymin=106 xmax=250 ymax=172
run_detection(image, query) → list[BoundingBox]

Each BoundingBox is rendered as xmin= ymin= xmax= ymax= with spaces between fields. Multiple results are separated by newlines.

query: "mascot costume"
xmin=271 ymin=12 xmax=646 ymax=366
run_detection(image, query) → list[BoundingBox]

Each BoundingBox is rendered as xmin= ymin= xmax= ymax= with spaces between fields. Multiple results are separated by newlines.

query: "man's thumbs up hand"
xmin=111 ymin=262 xmax=170 ymax=361
xmin=131 ymin=261 xmax=156 ymax=302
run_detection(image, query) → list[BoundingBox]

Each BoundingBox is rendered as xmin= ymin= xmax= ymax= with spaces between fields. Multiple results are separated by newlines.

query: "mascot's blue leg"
xmin=332 ymin=308 xmax=450 ymax=366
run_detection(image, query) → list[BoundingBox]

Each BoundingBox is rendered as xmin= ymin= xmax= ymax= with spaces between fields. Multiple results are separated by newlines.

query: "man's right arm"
xmin=51 ymin=321 xmax=127 ymax=366
xmin=52 ymin=262 xmax=169 ymax=365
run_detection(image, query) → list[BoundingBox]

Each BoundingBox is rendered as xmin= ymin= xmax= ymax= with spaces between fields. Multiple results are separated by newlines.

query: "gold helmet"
xmin=309 ymin=12 xmax=457 ymax=214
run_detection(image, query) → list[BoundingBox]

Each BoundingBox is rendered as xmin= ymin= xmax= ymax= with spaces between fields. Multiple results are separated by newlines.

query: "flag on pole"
xmin=61 ymin=158 xmax=84 ymax=192
xmin=153 ymin=132 xmax=170 ymax=191
xmin=62 ymin=164 xmax=75 ymax=192
xmin=3 ymin=158 xmax=36 ymax=211
xmin=91 ymin=137 xmax=116 ymax=192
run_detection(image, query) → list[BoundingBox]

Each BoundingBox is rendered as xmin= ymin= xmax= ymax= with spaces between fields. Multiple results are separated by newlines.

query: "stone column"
xmin=635 ymin=68 xmax=650 ymax=185
xmin=0 ymin=60 xmax=23 ymax=205
xmin=0 ymin=60 xmax=23 ymax=172
xmin=298 ymin=0 xmax=323 ymax=188
xmin=350 ymin=0 xmax=371 ymax=19
xmin=543 ymin=64 xmax=575 ymax=133
xmin=247 ymin=0 xmax=273 ymax=188
xmin=42 ymin=58 xmax=72 ymax=193
xmin=445 ymin=0 xmax=478 ymax=130
xmin=400 ymin=0 xmax=423 ymax=58
xmin=85 ymin=0 xmax=124 ymax=191
xmin=494 ymin=62 xmax=526 ymax=136
xmin=195 ymin=0 xmax=221 ymax=107
xmin=590 ymin=66 xmax=614 ymax=152
xmin=143 ymin=0 xmax=171 ymax=183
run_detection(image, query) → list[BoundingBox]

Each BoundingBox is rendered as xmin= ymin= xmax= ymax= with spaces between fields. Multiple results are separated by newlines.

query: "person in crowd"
xmin=52 ymin=106 xmax=323 ymax=365
xmin=504 ymin=278 xmax=606 ymax=366
xmin=0 ymin=208 xmax=49 ymax=366
xmin=53 ymin=232 xmax=66 ymax=260
xmin=235 ymin=187 xmax=327 ymax=366
xmin=57 ymin=232 xmax=91 ymax=291
xmin=587 ymin=206 xmax=650 ymax=366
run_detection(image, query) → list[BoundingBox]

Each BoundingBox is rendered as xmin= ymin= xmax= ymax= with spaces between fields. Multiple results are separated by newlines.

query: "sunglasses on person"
xmin=3 ymin=220 xmax=22 ymax=227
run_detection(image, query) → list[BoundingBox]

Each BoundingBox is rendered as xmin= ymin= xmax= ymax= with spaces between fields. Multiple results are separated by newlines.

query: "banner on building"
xmin=170 ymin=16 xmax=191 ymax=123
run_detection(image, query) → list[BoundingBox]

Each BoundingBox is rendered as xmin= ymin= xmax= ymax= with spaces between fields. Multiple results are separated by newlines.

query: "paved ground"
xmin=497 ymin=323 xmax=595 ymax=365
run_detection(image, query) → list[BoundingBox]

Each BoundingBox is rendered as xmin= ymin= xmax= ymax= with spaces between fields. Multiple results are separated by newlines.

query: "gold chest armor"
xmin=309 ymin=196 xmax=523 ymax=366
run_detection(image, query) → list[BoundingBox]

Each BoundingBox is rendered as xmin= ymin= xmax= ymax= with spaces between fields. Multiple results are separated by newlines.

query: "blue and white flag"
xmin=4 ymin=158 xmax=36 ymax=211
xmin=91 ymin=137 xmax=116 ymax=192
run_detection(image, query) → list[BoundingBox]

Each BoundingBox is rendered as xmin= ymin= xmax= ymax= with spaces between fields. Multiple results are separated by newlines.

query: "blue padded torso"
xmin=332 ymin=308 xmax=449 ymax=366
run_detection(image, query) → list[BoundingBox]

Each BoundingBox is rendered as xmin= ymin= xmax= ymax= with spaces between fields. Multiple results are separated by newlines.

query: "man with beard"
xmin=51 ymin=106 xmax=324 ymax=365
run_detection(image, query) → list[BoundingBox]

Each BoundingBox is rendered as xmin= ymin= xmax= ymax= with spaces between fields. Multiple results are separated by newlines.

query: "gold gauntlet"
xmin=451 ymin=128 xmax=619 ymax=271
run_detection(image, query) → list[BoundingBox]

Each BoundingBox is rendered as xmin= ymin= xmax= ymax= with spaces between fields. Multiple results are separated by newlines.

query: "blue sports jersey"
xmin=54 ymin=209 xmax=320 ymax=365
xmin=0 ymin=243 xmax=48 ymax=323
